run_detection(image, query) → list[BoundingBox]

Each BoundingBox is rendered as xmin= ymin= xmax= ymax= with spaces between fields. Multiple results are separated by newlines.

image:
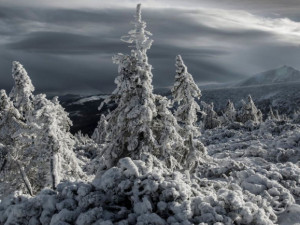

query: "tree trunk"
xmin=16 ymin=161 xmax=33 ymax=196
xmin=50 ymin=153 xmax=59 ymax=190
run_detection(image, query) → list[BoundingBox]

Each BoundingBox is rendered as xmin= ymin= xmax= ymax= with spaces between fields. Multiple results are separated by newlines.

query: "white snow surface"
xmin=2 ymin=119 xmax=300 ymax=224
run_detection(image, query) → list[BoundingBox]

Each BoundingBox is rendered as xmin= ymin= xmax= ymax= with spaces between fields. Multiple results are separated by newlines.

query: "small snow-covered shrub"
xmin=230 ymin=169 xmax=295 ymax=214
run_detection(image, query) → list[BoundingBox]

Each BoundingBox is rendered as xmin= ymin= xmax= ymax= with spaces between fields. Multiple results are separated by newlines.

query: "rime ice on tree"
xmin=92 ymin=114 xmax=108 ymax=145
xmin=0 ymin=90 xmax=24 ymax=145
xmin=152 ymin=95 xmax=186 ymax=170
xmin=9 ymin=61 xmax=34 ymax=118
xmin=222 ymin=99 xmax=237 ymax=125
xmin=171 ymin=55 xmax=202 ymax=137
xmin=170 ymin=55 xmax=206 ymax=169
xmin=29 ymin=94 xmax=84 ymax=190
xmin=0 ymin=90 xmax=34 ymax=195
xmin=1 ymin=62 xmax=85 ymax=195
xmin=121 ymin=4 xmax=153 ymax=63
xmin=237 ymin=95 xmax=263 ymax=124
xmin=203 ymin=102 xmax=221 ymax=129
xmin=99 ymin=4 xmax=158 ymax=168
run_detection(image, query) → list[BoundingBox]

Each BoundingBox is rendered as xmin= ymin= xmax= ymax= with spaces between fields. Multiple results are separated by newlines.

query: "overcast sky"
xmin=1 ymin=0 xmax=300 ymax=95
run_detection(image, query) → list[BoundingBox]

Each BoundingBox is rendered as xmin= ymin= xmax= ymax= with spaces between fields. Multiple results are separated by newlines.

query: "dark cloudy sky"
xmin=1 ymin=0 xmax=300 ymax=95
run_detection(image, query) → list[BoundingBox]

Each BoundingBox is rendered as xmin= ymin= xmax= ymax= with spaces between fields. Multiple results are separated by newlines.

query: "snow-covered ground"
xmin=199 ymin=119 xmax=300 ymax=224
xmin=1 ymin=118 xmax=300 ymax=224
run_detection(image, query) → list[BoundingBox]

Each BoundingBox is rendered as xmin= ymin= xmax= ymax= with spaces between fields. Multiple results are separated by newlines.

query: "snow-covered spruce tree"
xmin=170 ymin=55 xmax=206 ymax=170
xmin=152 ymin=95 xmax=186 ymax=170
xmin=99 ymin=4 xmax=158 ymax=168
xmin=171 ymin=55 xmax=201 ymax=137
xmin=203 ymin=102 xmax=221 ymax=129
xmin=2 ymin=63 xmax=85 ymax=194
xmin=267 ymin=106 xmax=280 ymax=121
xmin=91 ymin=114 xmax=108 ymax=145
xmin=222 ymin=99 xmax=237 ymax=124
xmin=26 ymin=94 xmax=84 ymax=190
xmin=237 ymin=95 xmax=263 ymax=124
xmin=9 ymin=61 xmax=34 ymax=118
xmin=0 ymin=90 xmax=36 ymax=195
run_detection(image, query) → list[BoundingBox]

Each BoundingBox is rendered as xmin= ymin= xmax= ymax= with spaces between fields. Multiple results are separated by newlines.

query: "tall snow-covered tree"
xmin=1 ymin=62 xmax=86 ymax=195
xmin=9 ymin=61 xmax=34 ymax=117
xmin=237 ymin=95 xmax=263 ymax=123
xmin=27 ymin=94 xmax=84 ymax=190
xmin=99 ymin=4 xmax=158 ymax=168
xmin=222 ymin=100 xmax=237 ymax=124
xmin=152 ymin=95 xmax=206 ymax=170
xmin=0 ymin=90 xmax=34 ymax=195
xmin=92 ymin=114 xmax=108 ymax=145
xmin=171 ymin=55 xmax=202 ymax=137
xmin=0 ymin=63 xmax=38 ymax=195
xmin=203 ymin=102 xmax=221 ymax=129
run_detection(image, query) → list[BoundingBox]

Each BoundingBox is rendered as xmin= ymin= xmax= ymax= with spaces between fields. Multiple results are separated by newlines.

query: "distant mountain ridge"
xmin=237 ymin=65 xmax=300 ymax=87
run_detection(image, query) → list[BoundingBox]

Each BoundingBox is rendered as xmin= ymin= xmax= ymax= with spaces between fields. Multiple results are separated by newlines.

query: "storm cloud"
xmin=0 ymin=0 xmax=300 ymax=95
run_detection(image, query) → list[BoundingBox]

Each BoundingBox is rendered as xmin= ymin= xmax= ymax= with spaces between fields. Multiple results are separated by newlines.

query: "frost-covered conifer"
xmin=237 ymin=95 xmax=263 ymax=123
xmin=171 ymin=55 xmax=201 ymax=137
xmin=2 ymin=65 xmax=84 ymax=194
xmin=9 ymin=61 xmax=34 ymax=117
xmin=0 ymin=89 xmax=25 ymax=145
xmin=92 ymin=114 xmax=108 ymax=145
xmin=99 ymin=4 xmax=158 ymax=168
xmin=0 ymin=90 xmax=35 ymax=195
xmin=203 ymin=102 xmax=221 ymax=129
xmin=27 ymin=94 xmax=84 ymax=190
xmin=152 ymin=95 xmax=186 ymax=170
xmin=267 ymin=106 xmax=280 ymax=121
xmin=223 ymin=99 xmax=237 ymax=123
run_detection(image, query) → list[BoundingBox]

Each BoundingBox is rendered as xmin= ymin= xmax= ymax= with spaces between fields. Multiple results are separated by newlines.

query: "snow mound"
xmin=0 ymin=154 xmax=277 ymax=225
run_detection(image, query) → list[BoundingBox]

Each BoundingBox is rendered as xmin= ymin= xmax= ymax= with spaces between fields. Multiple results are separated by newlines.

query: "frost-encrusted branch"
xmin=121 ymin=4 xmax=153 ymax=63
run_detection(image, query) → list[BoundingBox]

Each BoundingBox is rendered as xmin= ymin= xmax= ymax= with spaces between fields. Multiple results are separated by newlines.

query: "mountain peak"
xmin=238 ymin=65 xmax=300 ymax=87
xmin=277 ymin=65 xmax=295 ymax=71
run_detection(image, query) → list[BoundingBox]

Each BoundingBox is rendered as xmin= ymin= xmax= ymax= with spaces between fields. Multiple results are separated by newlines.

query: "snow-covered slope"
xmin=238 ymin=65 xmax=300 ymax=87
